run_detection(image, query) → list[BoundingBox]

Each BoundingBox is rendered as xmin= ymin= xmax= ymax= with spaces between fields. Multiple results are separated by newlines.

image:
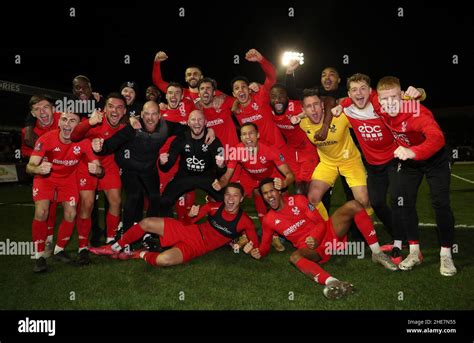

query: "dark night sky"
xmin=1 ymin=1 xmax=473 ymax=126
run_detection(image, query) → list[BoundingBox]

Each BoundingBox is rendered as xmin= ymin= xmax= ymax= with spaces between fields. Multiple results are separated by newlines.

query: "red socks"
xmin=354 ymin=209 xmax=378 ymax=246
xmin=295 ymin=258 xmax=331 ymax=285
xmin=106 ymin=212 xmax=120 ymax=239
xmin=143 ymin=252 xmax=160 ymax=266
xmin=117 ymin=223 xmax=146 ymax=247
xmin=32 ymin=219 xmax=48 ymax=254
xmin=77 ymin=217 xmax=92 ymax=249
xmin=56 ymin=220 xmax=75 ymax=249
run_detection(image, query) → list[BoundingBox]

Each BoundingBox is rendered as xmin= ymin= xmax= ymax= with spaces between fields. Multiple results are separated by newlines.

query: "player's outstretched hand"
xmin=91 ymin=138 xmax=104 ymax=153
xmin=290 ymin=115 xmax=302 ymax=125
xmin=159 ymin=153 xmax=169 ymax=165
xmin=245 ymin=49 xmax=263 ymax=62
xmin=188 ymin=204 xmax=200 ymax=218
xmin=212 ymin=94 xmax=226 ymax=110
xmin=305 ymin=236 xmax=316 ymax=249
xmin=155 ymin=51 xmax=168 ymax=62
xmin=38 ymin=161 xmax=52 ymax=175
xmin=250 ymin=247 xmax=261 ymax=260
xmin=92 ymin=92 xmax=103 ymax=103
xmin=159 ymin=102 xmax=167 ymax=111
xmin=204 ymin=128 xmax=216 ymax=145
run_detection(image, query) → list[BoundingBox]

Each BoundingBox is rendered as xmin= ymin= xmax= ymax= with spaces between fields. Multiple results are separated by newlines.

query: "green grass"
xmin=0 ymin=164 xmax=473 ymax=310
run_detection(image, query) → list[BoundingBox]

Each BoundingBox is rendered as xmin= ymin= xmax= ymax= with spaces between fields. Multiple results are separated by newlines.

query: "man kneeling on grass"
xmin=244 ymin=178 xmax=398 ymax=300
xmin=90 ymin=183 xmax=259 ymax=267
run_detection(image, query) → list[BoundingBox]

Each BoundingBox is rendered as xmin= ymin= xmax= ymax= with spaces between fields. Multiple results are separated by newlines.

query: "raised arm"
xmin=152 ymin=51 xmax=170 ymax=93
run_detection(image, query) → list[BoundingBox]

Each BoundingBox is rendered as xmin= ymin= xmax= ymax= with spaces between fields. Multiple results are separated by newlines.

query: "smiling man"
xmin=70 ymin=93 xmax=127 ymax=262
xmin=27 ymin=111 xmax=103 ymax=272
xmin=91 ymin=183 xmax=258 ymax=268
xmin=245 ymin=178 xmax=397 ymax=299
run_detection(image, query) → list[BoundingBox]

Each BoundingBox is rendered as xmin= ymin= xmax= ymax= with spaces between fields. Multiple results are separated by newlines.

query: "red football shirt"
xmin=71 ymin=117 xmax=125 ymax=170
xmin=31 ymin=129 xmax=96 ymax=179
xmin=233 ymin=58 xmax=286 ymax=149
xmin=339 ymin=97 xmax=396 ymax=165
xmin=272 ymin=100 xmax=313 ymax=149
xmin=227 ymin=142 xmax=286 ymax=181
xmin=260 ymin=195 xmax=327 ymax=257
xmin=202 ymin=96 xmax=239 ymax=150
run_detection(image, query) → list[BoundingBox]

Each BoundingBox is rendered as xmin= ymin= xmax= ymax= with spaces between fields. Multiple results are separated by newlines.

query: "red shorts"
xmin=77 ymin=164 xmax=121 ymax=191
xmin=238 ymin=169 xmax=284 ymax=199
xmin=33 ymin=176 xmax=78 ymax=205
xmin=295 ymin=218 xmax=347 ymax=264
xmin=285 ymin=144 xmax=319 ymax=182
xmin=160 ymin=218 xmax=208 ymax=263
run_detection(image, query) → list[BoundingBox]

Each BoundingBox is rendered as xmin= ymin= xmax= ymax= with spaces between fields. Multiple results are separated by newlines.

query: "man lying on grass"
xmin=90 ymin=183 xmax=259 ymax=267
xmin=244 ymin=178 xmax=398 ymax=300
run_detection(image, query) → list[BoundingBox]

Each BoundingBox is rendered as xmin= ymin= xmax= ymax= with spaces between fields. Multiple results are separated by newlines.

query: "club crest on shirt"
xmin=34 ymin=142 xmax=42 ymax=151
xmin=73 ymin=146 xmax=81 ymax=155
xmin=292 ymin=206 xmax=300 ymax=216
xmin=401 ymin=121 xmax=407 ymax=132
xmin=259 ymin=156 xmax=266 ymax=164
xmin=32 ymin=188 xmax=39 ymax=197
xmin=275 ymin=219 xmax=281 ymax=225
xmin=251 ymin=103 xmax=259 ymax=111
xmin=185 ymin=144 xmax=191 ymax=152
xmin=329 ymin=124 xmax=337 ymax=133
xmin=279 ymin=154 xmax=285 ymax=161
xmin=80 ymin=178 xmax=87 ymax=187
xmin=202 ymin=144 xmax=208 ymax=152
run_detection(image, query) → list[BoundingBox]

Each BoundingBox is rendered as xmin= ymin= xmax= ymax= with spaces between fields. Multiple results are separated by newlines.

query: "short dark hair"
xmin=240 ymin=122 xmax=258 ymax=135
xmin=72 ymin=75 xmax=91 ymax=86
xmin=29 ymin=95 xmax=53 ymax=111
xmin=166 ymin=82 xmax=184 ymax=92
xmin=224 ymin=182 xmax=245 ymax=197
xmin=105 ymin=92 xmax=127 ymax=104
xmin=185 ymin=64 xmax=203 ymax=74
xmin=231 ymin=76 xmax=250 ymax=89
xmin=270 ymin=83 xmax=287 ymax=92
xmin=301 ymin=88 xmax=321 ymax=102
xmin=197 ymin=77 xmax=217 ymax=91
xmin=258 ymin=177 xmax=276 ymax=197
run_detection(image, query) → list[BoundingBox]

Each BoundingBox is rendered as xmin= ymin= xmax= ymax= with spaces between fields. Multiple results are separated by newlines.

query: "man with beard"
xmin=70 ymin=93 xmax=127 ymax=264
xmin=245 ymin=178 xmax=397 ymax=300
xmin=120 ymin=81 xmax=143 ymax=118
xmin=158 ymin=110 xmax=226 ymax=217
xmin=27 ymin=112 xmax=104 ymax=272
xmin=90 ymin=183 xmax=259 ymax=268
xmin=269 ymin=84 xmax=319 ymax=196
xmin=152 ymin=51 xmax=223 ymax=103
xmin=93 ymin=104 xmax=216 ymax=229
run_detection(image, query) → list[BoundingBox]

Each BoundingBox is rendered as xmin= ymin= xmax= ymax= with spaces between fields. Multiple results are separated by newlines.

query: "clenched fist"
xmin=88 ymin=162 xmax=101 ymax=175
xmin=155 ymin=51 xmax=168 ymax=62
xmin=212 ymin=179 xmax=222 ymax=191
xmin=38 ymin=161 xmax=52 ymax=175
xmin=92 ymin=138 xmax=104 ymax=153
xmin=245 ymin=49 xmax=263 ymax=62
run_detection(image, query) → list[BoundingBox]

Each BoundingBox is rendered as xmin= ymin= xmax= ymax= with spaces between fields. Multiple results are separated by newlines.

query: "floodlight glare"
xmin=282 ymin=51 xmax=304 ymax=66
